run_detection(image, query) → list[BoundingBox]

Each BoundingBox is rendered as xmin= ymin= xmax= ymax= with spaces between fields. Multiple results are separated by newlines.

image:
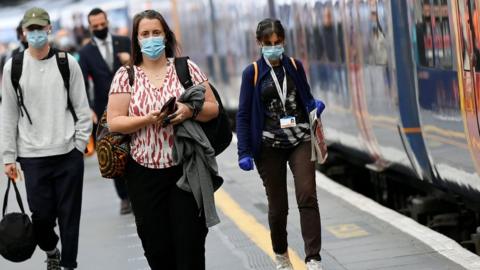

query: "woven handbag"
xmin=95 ymin=112 xmax=131 ymax=178
xmin=95 ymin=66 xmax=134 ymax=179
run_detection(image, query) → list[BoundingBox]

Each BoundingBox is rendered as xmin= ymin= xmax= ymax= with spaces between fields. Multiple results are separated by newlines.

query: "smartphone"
xmin=160 ymin=96 xmax=177 ymax=114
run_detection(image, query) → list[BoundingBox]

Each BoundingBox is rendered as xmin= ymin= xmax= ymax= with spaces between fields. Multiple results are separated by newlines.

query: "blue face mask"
xmin=26 ymin=30 xmax=48 ymax=49
xmin=262 ymin=45 xmax=284 ymax=61
xmin=139 ymin=36 xmax=166 ymax=60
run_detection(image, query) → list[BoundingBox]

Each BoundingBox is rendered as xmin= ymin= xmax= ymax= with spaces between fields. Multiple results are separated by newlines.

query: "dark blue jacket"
xmin=236 ymin=55 xmax=316 ymax=160
xmin=78 ymin=35 xmax=131 ymax=117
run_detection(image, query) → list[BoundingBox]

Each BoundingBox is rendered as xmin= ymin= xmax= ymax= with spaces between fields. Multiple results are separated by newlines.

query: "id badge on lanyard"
xmin=267 ymin=57 xmax=296 ymax=129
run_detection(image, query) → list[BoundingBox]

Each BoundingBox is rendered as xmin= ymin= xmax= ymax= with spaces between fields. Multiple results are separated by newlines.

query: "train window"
xmin=365 ymin=0 xmax=388 ymax=66
xmin=414 ymin=0 xmax=435 ymax=67
xmin=415 ymin=0 xmax=453 ymax=69
xmin=433 ymin=0 xmax=453 ymax=69
xmin=472 ymin=0 xmax=480 ymax=71
xmin=321 ymin=4 xmax=338 ymax=63
xmin=345 ymin=0 xmax=359 ymax=64
xmin=307 ymin=2 xmax=323 ymax=62
xmin=333 ymin=2 xmax=345 ymax=64
xmin=458 ymin=0 xmax=480 ymax=71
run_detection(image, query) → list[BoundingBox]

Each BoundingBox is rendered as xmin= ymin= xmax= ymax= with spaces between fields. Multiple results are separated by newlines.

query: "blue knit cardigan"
xmin=236 ymin=55 xmax=316 ymax=160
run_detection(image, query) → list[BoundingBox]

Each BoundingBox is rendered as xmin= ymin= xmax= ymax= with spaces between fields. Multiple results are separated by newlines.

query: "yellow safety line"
xmin=215 ymin=188 xmax=306 ymax=270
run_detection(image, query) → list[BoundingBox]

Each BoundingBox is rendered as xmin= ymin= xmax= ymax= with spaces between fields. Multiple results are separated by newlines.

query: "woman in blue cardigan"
xmin=236 ymin=19 xmax=325 ymax=270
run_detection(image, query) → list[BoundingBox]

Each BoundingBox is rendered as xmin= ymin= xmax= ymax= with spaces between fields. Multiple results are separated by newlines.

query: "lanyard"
xmin=264 ymin=56 xmax=287 ymax=112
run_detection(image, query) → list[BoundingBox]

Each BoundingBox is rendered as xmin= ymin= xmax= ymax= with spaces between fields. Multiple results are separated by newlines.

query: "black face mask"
xmin=93 ymin=27 xmax=109 ymax=40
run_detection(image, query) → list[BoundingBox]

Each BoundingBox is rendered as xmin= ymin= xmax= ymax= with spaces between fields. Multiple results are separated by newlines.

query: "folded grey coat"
xmin=173 ymin=84 xmax=222 ymax=227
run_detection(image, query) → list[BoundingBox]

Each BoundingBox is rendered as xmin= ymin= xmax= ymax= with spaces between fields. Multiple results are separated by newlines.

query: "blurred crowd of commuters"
xmin=0 ymin=14 xmax=129 ymax=81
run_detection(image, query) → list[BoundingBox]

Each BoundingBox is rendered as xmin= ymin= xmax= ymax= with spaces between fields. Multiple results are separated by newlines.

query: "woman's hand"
xmin=168 ymin=102 xmax=193 ymax=126
xmin=145 ymin=110 xmax=168 ymax=126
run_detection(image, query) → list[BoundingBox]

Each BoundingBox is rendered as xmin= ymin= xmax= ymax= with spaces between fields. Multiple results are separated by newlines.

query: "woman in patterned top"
xmin=236 ymin=19 xmax=325 ymax=270
xmin=106 ymin=10 xmax=218 ymax=270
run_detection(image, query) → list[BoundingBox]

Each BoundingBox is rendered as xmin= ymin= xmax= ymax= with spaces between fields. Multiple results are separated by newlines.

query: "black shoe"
xmin=45 ymin=249 xmax=61 ymax=270
xmin=120 ymin=199 xmax=132 ymax=215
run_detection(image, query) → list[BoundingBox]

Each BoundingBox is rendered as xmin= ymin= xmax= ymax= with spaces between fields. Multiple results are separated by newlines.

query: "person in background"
xmin=107 ymin=9 xmax=219 ymax=270
xmin=72 ymin=12 xmax=89 ymax=47
xmin=1 ymin=7 xmax=92 ymax=270
xmin=236 ymin=18 xmax=325 ymax=270
xmin=0 ymin=21 xmax=28 ymax=78
xmin=78 ymin=7 xmax=132 ymax=215
xmin=12 ymin=21 xmax=29 ymax=57
xmin=54 ymin=29 xmax=78 ymax=59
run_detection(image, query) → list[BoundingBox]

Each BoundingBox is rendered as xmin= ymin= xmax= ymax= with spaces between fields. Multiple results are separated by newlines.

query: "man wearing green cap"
xmin=1 ymin=7 xmax=92 ymax=270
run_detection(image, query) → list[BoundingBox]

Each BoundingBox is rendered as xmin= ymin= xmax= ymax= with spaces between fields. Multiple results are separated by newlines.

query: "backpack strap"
xmin=290 ymin=57 xmax=297 ymax=70
xmin=125 ymin=65 xmax=135 ymax=88
xmin=253 ymin=62 xmax=258 ymax=87
xmin=55 ymin=50 xmax=78 ymax=123
xmin=174 ymin=57 xmax=194 ymax=89
xmin=11 ymin=51 xmax=33 ymax=125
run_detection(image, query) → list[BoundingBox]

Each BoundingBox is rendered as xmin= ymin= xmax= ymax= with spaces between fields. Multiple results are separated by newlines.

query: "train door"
xmin=342 ymin=0 xmax=386 ymax=169
xmin=453 ymin=0 xmax=480 ymax=174
xmin=308 ymin=0 xmax=364 ymax=151
xmin=360 ymin=0 xmax=417 ymax=171
xmin=407 ymin=0 xmax=480 ymax=193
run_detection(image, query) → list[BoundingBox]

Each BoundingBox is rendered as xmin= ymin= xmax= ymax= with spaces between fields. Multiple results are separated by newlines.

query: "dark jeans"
xmin=18 ymin=149 xmax=84 ymax=268
xmin=125 ymin=158 xmax=208 ymax=270
xmin=255 ymin=141 xmax=322 ymax=262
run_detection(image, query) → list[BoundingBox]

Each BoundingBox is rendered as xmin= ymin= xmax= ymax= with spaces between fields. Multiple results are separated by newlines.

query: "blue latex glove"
xmin=315 ymin=100 xmax=326 ymax=117
xmin=239 ymin=156 xmax=254 ymax=171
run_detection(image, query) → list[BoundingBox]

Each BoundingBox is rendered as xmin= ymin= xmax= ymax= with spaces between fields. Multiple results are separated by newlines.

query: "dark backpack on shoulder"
xmin=174 ymin=57 xmax=232 ymax=156
xmin=95 ymin=66 xmax=134 ymax=179
xmin=11 ymin=49 xmax=78 ymax=125
xmin=0 ymin=178 xmax=37 ymax=262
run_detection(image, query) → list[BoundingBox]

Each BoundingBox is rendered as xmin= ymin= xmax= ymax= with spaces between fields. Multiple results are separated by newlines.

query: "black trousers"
xmin=255 ymin=141 xmax=322 ymax=262
xmin=18 ymin=149 xmax=84 ymax=269
xmin=125 ymin=158 xmax=208 ymax=270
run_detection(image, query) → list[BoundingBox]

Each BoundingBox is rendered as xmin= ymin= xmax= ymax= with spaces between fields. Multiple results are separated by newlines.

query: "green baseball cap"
xmin=22 ymin=7 xmax=50 ymax=28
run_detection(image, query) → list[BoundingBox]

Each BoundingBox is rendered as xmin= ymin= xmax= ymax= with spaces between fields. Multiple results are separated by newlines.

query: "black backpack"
xmin=174 ymin=57 xmax=232 ymax=156
xmin=11 ymin=49 xmax=78 ymax=125
xmin=0 ymin=178 xmax=37 ymax=262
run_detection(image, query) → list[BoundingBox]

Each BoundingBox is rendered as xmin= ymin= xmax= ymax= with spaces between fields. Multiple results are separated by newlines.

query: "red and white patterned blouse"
xmin=109 ymin=58 xmax=207 ymax=169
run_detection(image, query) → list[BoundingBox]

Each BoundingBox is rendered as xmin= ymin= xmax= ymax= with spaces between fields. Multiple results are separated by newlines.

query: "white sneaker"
xmin=275 ymin=253 xmax=294 ymax=270
xmin=306 ymin=259 xmax=323 ymax=270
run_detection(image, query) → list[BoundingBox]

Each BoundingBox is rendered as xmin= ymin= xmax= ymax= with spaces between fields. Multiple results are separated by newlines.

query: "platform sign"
xmin=326 ymin=223 xmax=369 ymax=239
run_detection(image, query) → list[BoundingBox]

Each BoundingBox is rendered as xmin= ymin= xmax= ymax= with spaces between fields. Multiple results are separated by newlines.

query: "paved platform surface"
xmin=0 ymin=141 xmax=479 ymax=269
